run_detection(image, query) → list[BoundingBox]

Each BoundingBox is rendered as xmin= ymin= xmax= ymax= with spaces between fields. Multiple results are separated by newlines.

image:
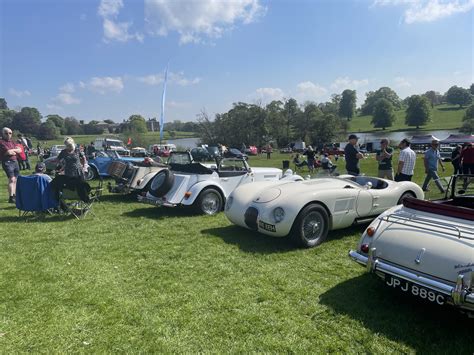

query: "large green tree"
xmin=470 ymin=83 xmax=474 ymax=95
xmin=361 ymin=87 xmax=402 ymax=115
xmin=371 ymin=98 xmax=396 ymax=130
xmin=423 ymin=90 xmax=442 ymax=108
xmin=310 ymin=113 xmax=342 ymax=145
xmin=128 ymin=114 xmax=148 ymax=133
xmin=46 ymin=114 xmax=65 ymax=134
xmin=460 ymin=119 xmax=474 ymax=134
xmin=64 ymin=117 xmax=82 ymax=135
xmin=0 ymin=109 xmax=15 ymax=128
xmin=338 ymin=89 xmax=356 ymax=119
xmin=405 ymin=95 xmax=431 ymax=129
xmin=464 ymin=104 xmax=474 ymax=121
xmin=445 ymin=86 xmax=472 ymax=108
xmin=38 ymin=121 xmax=60 ymax=140
xmin=0 ymin=98 xmax=8 ymax=110
xmin=12 ymin=107 xmax=41 ymax=135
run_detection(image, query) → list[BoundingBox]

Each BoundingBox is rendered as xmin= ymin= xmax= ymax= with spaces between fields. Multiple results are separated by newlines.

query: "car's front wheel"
xmin=85 ymin=167 xmax=97 ymax=181
xmin=397 ymin=191 xmax=415 ymax=205
xmin=194 ymin=188 xmax=223 ymax=215
xmin=290 ymin=203 xmax=329 ymax=248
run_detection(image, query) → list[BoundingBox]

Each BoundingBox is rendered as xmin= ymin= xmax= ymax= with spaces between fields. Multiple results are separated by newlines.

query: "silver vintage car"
xmin=349 ymin=174 xmax=474 ymax=316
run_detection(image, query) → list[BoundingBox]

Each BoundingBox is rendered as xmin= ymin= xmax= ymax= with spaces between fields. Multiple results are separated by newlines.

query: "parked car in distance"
xmin=130 ymin=147 xmax=148 ymax=157
xmin=280 ymin=146 xmax=293 ymax=154
xmin=44 ymin=151 xmax=144 ymax=180
xmin=94 ymin=137 xmax=130 ymax=156
xmin=349 ymin=174 xmax=473 ymax=316
xmin=439 ymin=146 xmax=455 ymax=161
xmin=225 ymin=175 xmax=424 ymax=248
xmin=50 ymin=145 xmax=65 ymax=157
xmin=244 ymin=146 xmax=258 ymax=155
xmin=137 ymin=153 xmax=295 ymax=215
xmin=224 ymin=148 xmax=248 ymax=160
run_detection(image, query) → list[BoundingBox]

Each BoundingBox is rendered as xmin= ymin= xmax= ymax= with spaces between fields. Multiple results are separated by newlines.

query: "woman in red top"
xmin=0 ymin=127 xmax=21 ymax=202
xmin=460 ymin=143 xmax=474 ymax=175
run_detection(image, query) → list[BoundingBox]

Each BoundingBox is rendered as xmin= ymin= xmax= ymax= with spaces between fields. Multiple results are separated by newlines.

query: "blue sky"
xmin=1 ymin=0 xmax=473 ymax=123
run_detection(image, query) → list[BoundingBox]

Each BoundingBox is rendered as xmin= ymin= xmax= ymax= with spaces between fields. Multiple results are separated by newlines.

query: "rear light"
xmin=366 ymin=227 xmax=375 ymax=237
xmin=184 ymin=192 xmax=192 ymax=199
xmin=360 ymin=244 xmax=369 ymax=253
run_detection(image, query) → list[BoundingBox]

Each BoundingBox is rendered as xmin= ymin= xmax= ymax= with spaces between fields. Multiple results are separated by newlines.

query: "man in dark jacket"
xmin=344 ymin=134 xmax=364 ymax=176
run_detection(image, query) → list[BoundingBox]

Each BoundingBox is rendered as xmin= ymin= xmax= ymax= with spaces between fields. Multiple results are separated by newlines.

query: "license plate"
xmin=258 ymin=220 xmax=276 ymax=232
xmin=384 ymin=274 xmax=446 ymax=305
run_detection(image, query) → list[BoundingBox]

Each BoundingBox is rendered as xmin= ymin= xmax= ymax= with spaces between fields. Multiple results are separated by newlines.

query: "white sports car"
xmin=225 ymin=175 xmax=424 ymax=248
xmin=138 ymin=152 xmax=301 ymax=215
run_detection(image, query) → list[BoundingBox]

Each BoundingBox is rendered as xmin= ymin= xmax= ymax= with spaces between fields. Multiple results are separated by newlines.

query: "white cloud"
xmin=330 ymin=77 xmax=369 ymax=91
xmin=86 ymin=76 xmax=124 ymax=94
xmin=59 ymin=82 xmax=75 ymax=93
xmin=103 ymin=18 xmax=143 ymax=43
xmin=145 ymin=0 xmax=266 ymax=44
xmin=46 ymin=103 xmax=62 ymax=111
xmin=394 ymin=76 xmax=412 ymax=87
xmin=373 ymin=0 xmax=474 ymax=23
xmin=54 ymin=93 xmax=81 ymax=105
xmin=98 ymin=0 xmax=143 ymax=43
xmin=295 ymin=81 xmax=327 ymax=102
xmin=9 ymin=88 xmax=31 ymax=98
xmin=98 ymin=0 xmax=123 ymax=17
xmin=254 ymin=87 xmax=285 ymax=102
xmin=137 ymin=71 xmax=201 ymax=86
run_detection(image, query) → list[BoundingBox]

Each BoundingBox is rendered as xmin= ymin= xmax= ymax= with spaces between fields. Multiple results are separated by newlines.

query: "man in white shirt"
xmin=395 ymin=138 xmax=416 ymax=182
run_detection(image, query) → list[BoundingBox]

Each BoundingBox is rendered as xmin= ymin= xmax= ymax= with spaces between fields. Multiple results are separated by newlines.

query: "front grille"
xmin=244 ymin=207 xmax=259 ymax=230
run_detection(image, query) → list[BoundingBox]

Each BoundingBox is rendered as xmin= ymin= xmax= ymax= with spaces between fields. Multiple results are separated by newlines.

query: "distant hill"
xmin=349 ymin=104 xmax=466 ymax=133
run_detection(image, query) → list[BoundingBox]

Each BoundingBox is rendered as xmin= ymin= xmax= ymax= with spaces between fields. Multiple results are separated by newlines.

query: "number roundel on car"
xmin=149 ymin=169 xmax=175 ymax=197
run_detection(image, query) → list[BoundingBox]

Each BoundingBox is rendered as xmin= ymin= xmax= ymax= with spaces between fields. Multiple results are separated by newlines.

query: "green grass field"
xmin=349 ymin=104 xmax=466 ymax=133
xmin=0 ymin=153 xmax=472 ymax=353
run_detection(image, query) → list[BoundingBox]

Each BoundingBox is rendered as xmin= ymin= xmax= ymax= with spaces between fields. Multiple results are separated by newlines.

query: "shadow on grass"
xmin=202 ymin=225 xmax=298 ymax=254
xmin=99 ymin=193 xmax=138 ymax=203
xmin=122 ymin=206 xmax=194 ymax=219
xmin=437 ymin=106 xmax=463 ymax=111
xmin=319 ymin=274 xmax=472 ymax=353
xmin=202 ymin=224 xmax=367 ymax=254
xmin=0 ymin=213 xmax=76 ymax=223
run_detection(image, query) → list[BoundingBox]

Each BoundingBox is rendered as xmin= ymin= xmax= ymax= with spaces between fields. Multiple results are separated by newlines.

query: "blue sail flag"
xmin=159 ymin=63 xmax=169 ymax=142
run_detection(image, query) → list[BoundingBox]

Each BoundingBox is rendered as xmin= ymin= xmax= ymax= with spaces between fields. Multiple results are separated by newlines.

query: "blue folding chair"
xmin=16 ymin=175 xmax=58 ymax=218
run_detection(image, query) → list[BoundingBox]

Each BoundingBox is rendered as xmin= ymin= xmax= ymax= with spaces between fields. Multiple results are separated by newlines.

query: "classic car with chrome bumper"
xmin=349 ymin=176 xmax=474 ymax=315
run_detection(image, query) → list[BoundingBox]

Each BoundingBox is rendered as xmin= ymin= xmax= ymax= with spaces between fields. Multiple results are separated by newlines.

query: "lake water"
xmin=168 ymin=129 xmax=461 ymax=149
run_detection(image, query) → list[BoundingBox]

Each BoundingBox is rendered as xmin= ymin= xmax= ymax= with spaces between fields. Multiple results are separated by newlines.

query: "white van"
xmin=95 ymin=137 xmax=130 ymax=156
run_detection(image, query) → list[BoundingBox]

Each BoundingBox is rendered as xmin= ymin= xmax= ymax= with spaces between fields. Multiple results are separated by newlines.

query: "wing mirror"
xmin=364 ymin=181 xmax=373 ymax=190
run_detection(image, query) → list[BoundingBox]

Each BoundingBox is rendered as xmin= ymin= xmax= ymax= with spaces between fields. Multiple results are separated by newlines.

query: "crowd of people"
xmin=0 ymin=127 xmax=90 ymax=206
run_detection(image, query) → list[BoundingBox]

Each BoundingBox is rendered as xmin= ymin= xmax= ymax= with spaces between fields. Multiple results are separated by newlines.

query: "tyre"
xmin=85 ymin=167 xmax=97 ymax=181
xmin=290 ymin=204 xmax=329 ymax=248
xmin=397 ymin=191 xmax=415 ymax=205
xmin=149 ymin=170 xmax=175 ymax=198
xmin=194 ymin=188 xmax=223 ymax=215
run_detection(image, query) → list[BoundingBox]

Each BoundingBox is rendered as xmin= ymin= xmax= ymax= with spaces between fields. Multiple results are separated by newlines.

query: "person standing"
xmin=266 ymin=144 xmax=272 ymax=160
xmin=451 ymin=145 xmax=462 ymax=175
xmin=395 ymin=138 xmax=416 ymax=182
xmin=375 ymin=138 xmax=393 ymax=180
xmin=344 ymin=134 xmax=363 ymax=176
xmin=422 ymin=140 xmax=445 ymax=193
xmin=304 ymin=146 xmax=317 ymax=173
xmin=460 ymin=142 xmax=474 ymax=174
xmin=17 ymin=134 xmax=31 ymax=170
xmin=0 ymin=127 xmax=21 ymax=203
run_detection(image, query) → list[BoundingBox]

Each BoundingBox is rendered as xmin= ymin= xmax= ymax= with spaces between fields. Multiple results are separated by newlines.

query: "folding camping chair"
xmin=58 ymin=179 xmax=103 ymax=219
xmin=16 ymin=175 xmax=58 ymax=219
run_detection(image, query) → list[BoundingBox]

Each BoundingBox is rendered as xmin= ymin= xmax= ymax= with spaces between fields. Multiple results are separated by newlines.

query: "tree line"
xmin=197 ymin=84 xmax=474 ymax=147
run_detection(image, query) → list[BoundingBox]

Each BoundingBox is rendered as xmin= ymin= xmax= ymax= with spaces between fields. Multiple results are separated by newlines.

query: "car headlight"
xmin=225 ymin=196 xmax=233 ymax=211
xmin=273 ymin=207 xmax=285 ymax=223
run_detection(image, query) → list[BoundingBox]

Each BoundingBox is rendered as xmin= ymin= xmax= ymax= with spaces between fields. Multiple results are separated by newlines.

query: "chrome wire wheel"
xmin=198 ymin=189 xmax=222 ymax=215
xmin=301 ymin=211 xmax=325 ymax=242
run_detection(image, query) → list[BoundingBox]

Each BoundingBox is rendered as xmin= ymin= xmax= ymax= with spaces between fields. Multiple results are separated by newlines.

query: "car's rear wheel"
xmin=290 ymin=204 xmax=329 ymax=248
xmin=149 ymin=170 xmax=175 ymax=197
xmin=85 ymin=167 xmax=97 ymax=181
xmin=194 ymin=188 xmax=223 ymax=215
xmin=397 ymin=191 xmax=415 ymax=205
